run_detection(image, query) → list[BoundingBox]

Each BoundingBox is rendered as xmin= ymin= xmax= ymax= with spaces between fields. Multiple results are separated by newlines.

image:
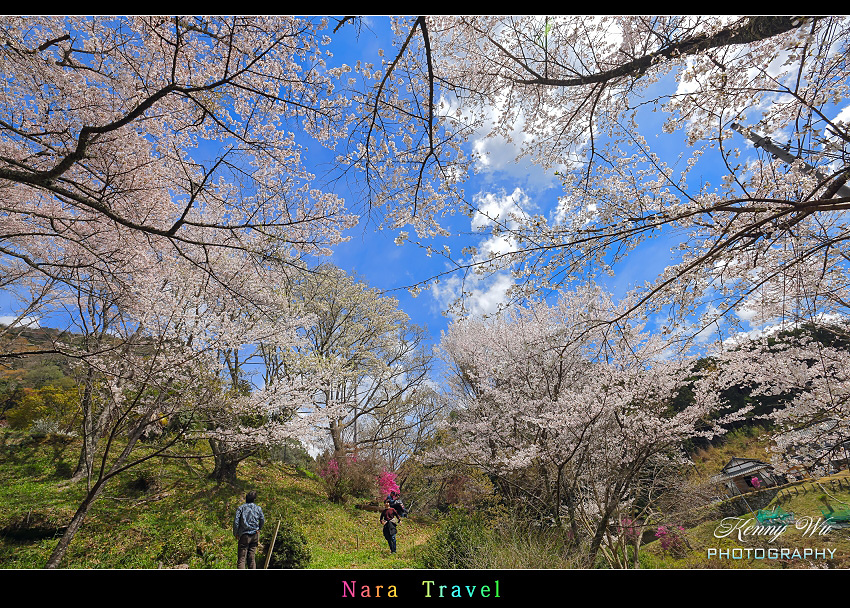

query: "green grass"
xmin=4 ymin=431 xmax=849 ymax=569
xmin=0 ymin=432 xmax=434 ymax=569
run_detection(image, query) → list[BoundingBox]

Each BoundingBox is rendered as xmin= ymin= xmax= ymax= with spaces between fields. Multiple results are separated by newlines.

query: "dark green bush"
xmin=264 ymin=517 xmax=311 ymax=569
xmin=420 ymin=509 xmax=487 ymax=568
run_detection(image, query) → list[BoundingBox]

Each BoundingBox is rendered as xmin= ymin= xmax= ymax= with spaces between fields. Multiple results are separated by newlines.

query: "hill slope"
xmin=0 ymin=433 xmax=435 ymax=569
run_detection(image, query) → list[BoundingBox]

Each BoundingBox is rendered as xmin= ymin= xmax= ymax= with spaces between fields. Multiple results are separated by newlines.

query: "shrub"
xmin=7 ymin=385 xmax=79 ymax=434
xmin=316 ymin=452 xmax=380 ymax=503
xmin=421 ymin=508 xmax=582 ymax=569
xmin=317 ymin=455 xmax=350 ymax=503
xmin=654 ymin=524 xmax=689 ymax=558
xmin=264 ymin=517 xmax=311 ymax=569
xmin=420 ymin=509 xmax=487 ymax=568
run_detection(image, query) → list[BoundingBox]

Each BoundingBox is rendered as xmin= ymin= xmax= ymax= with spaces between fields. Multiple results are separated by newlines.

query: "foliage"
xmin=264 ymin=516 xmax=312 ymax=569
xmin=395 ymin=450 xmax=497 ymax=515
xmin=4 ymin=15 xmax=850 ymax=572
xmin=420 ymin=509 xmax=488 ymax=569
xmin=266 ymin=439 xmax=315 ymax=470
xmin=420 ymin=508 xmax=581 ymax=569
xmin=5 ymin=385 xmax=79 ymax=433
xmin=316 ymin=452 xmax=381 ymax=503
xmin=1 ymin=17 xmax=360 ymax=560
xmin=618 ymin=517 xmax=641 ymax=544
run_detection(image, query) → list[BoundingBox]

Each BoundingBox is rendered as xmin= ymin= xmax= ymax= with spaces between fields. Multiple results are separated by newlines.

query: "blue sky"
xmin=313 ymin=17 xmax=683 ymax=347
xmin=8 ymin=16 xmax=845 ymax=356
xmin=0 ymin=16 xmax=690 ymax=348
xmin=314 ymin=16 xmax=850 ymax=356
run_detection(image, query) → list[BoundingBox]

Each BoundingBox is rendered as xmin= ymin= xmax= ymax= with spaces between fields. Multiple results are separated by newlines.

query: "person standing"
xmin=380 ymin=499 xmax=400 ymax=554
xmin=233 ymin=490 xmax=265 ymax=569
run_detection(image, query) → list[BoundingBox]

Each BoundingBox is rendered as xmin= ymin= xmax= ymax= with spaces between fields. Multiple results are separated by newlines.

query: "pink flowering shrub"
xmin=654 ymin=524 xmax=688 ymax=558
xmin=378 ymin=471 xmax=400 ymax=496
xmin=316 ymin=452 xmax=379 ymax=503
xmin=319 ymin=458 xmax=340 ymax=481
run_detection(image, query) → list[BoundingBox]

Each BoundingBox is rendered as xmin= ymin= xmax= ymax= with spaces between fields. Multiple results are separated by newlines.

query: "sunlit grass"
xmin=0 ymin=432 xmax=436 ymax=569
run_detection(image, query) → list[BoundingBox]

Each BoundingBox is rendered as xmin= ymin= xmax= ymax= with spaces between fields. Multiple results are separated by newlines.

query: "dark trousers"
xmin=237 ymin=532 xmax=259 ymax=569
xmin=383 ymin=523 xmax=397 ymax=553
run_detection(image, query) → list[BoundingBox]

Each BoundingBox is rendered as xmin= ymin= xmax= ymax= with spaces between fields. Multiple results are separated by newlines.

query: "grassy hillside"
xmin=641 ymin=426 xmax=850 ymax=569
xmin=640 ymin=471 xmax=850 ymax=569
xmin=3 ymin=429 xmax=849 ymax=570
xmin=0 ymin=432 xmax=435 ymax=569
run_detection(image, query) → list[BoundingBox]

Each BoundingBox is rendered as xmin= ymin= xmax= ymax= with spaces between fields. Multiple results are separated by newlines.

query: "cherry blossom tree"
xmin=37 ymin=243 xmax=333 ymax=567
xmin=0 ymin=15 xmax=362 ymax=531
xmin=0 ymin=16 xmax=357 ymax=346
xmin=201 ymin=266 xmax=340 ymax=483
xmin=350 ymin=16 xmax=850 ymax=342
xmin=40 ymin=256 xmax=224 ymax=568
xmin=435 ymin=286 xmax=738 ymax=566
xmin=695 ymin=320 xmax=850 ymax=477
xmin=269 ymin=264 xmax=439 ymax=462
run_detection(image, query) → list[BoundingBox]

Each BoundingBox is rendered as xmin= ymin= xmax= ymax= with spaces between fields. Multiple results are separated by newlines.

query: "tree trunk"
xmin=210 ymin=454 xmax=240 ymax=483
xmin=329 ymin=419 xmax=346 ymax=459
xmin=45 ymin=480 xmax=107 ymax=568
xmin=70 ymin=373 xmax=96 ymax=483
xmin=209 ymin=439 xmax=251 ymax=483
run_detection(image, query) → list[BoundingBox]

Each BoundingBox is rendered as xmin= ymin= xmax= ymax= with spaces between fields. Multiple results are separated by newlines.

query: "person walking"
xmin=386 ymin=490 xmax=407 ymax=517
xmin=380 ymin=499 xmax=401 ymax=554
xmin=233 ymin=490 xmax=265 ymax=569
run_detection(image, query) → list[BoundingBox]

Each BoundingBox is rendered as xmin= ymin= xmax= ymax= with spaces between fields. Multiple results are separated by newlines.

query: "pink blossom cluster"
xmin=654 ymin=525 xmax=687 ymax=553
xmin=319 ymin=458 xmax=341 ymax=481
xmin=377 ymin=471 xmax=400 ymax=495
xmin=318 ymin=454 xmax=359 ymax=481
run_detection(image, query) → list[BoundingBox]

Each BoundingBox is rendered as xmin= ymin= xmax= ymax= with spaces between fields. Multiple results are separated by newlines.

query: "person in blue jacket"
xmin=233 ymin=490 xmax=265 ymax=569
xmin=386 ymin=490 xmax=407 ymax=517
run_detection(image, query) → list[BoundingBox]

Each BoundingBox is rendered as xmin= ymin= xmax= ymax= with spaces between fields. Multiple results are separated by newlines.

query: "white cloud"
xmin=430 ymin=187 xmax=536 ymax=319
xmin=471 ymin=187 xmax=531 ymax=231
xmin=735 ymin=306 xmax=758 ymax=322
xmin=431 ymin=270 xmax=515 ymax=320
xmin=0 ymin=315 xmax=39 ymax=328
xmin=834 ymin=104 xmax=850 ymax=126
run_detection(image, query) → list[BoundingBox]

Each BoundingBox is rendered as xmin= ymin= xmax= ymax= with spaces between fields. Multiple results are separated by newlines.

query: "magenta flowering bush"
xmin=317 ymin=455 xmax=355 ymax=502
xmin=654 ymin=524 xmax=688 ymax=557
xmin=378 ymin=471 xmax=400 ymax=496
xmin=316 ymin=453 xmax=379 ymax=503
xmin=318 ymin=458 xmax=341 ymax=481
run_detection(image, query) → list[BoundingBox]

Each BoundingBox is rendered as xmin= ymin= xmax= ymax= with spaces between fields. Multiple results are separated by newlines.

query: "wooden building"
xmin=710 ymin=457 xmax=786 ymax=497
